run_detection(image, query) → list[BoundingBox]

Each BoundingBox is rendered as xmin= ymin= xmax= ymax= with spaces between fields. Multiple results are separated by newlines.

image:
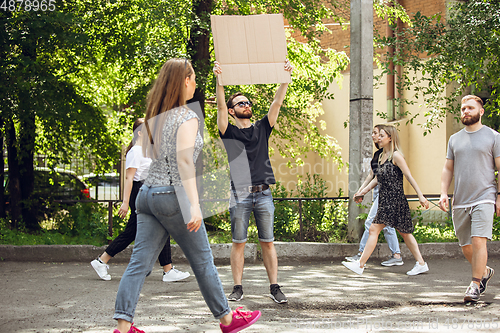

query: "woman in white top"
xmin=91 ymin=118 xmax=189 ymax=282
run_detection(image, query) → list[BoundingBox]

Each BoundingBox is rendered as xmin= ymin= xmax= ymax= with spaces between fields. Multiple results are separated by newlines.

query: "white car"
xmin=79 ymin=173 xmax=121 ymax=200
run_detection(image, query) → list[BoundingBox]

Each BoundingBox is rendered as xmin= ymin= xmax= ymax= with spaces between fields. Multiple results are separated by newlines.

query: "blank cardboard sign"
xmin=211 ymin=14 xmax=291 ymax=86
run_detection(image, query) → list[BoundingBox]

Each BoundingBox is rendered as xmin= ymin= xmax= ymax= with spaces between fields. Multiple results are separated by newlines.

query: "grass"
xmin=0 ymin=220 xmax=469 ymax=246
xmin=412 ymin=221 xmax=458 ymax=243
xmin=0 ymin=227 xmax=107 ymax=246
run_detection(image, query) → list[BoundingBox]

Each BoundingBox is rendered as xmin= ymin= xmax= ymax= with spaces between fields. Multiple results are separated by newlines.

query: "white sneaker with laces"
xmin=406 ymin=262 xmax=429 ymax=276
xmin=162 ymin=267 xmax=190 ymax=282
xmin=91 ymin=259 xmax=111 ymax=281
xmin=342 ymin=260 xmax=365 ymax=275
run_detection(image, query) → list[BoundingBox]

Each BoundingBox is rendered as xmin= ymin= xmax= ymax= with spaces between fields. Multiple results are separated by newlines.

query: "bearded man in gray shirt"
xmin=439 ymin=95 xmax=500 ymax=303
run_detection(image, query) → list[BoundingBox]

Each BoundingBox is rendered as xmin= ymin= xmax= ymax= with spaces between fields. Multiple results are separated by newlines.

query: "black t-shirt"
xmin=219 ymin=115 xmax=275 ymax=186
xmin=371 ymin=148 xmax=383 ymax=176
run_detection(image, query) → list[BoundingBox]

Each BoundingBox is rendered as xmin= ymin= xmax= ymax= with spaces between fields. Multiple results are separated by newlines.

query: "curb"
xmin=2 ymin=241 xmax=500 ymax=263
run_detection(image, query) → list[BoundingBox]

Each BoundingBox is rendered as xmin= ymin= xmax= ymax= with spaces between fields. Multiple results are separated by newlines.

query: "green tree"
xmin=1 ymin=4 xmax=120 ymax=230
xmin=1 ymin=0 xmax=199 ymax=230
xmin=1 ymin=0 xmax=408 ymax=231
xmin=375 ymin=0 xmax=500 ymax=134
xmin=77 ymin=0 xmax=354 ymax=170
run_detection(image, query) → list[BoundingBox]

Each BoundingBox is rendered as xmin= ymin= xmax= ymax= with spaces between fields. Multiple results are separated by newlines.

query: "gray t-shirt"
xmin=144 ymin=107 xmax=203 ymax=187
xmin=446 ymin=125 xmax=500 ymax=208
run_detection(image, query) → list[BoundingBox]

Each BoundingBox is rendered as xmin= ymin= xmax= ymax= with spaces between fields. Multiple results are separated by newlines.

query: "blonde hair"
xmin=461 ymin=95 xmax=483 ymax=107
xmin=378 ymin=125 xmax=403 ymax=164
xmin=142 ymin=58 xmax=194 ymax=159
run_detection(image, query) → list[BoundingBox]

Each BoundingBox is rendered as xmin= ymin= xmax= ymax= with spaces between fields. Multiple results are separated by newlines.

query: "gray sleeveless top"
xmin=144 ymin=107 xmax=203 ymax=187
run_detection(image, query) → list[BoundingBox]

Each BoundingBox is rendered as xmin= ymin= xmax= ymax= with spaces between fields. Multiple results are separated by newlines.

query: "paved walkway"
xmin=2 ymin=256 xmax=500 ymax=332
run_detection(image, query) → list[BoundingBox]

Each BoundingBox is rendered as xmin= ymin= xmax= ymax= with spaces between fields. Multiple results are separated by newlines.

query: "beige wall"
xmin=272 ymin=69 xmax=450 ymax=201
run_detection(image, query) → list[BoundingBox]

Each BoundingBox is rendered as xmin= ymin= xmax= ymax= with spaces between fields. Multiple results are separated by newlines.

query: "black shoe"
xmin=270 ymin=284 xmax=288 ymax=304
xmin=480 ymin=267 xmax=494 ymax=295
xmin=464 ymin=282 xmax=480 ymax=303
xmin=228 ymin=285 xmax=243 ymax=301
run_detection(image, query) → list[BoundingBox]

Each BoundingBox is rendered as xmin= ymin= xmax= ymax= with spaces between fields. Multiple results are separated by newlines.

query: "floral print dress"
xmin=372 ymin=158 xmax=414 ymax=234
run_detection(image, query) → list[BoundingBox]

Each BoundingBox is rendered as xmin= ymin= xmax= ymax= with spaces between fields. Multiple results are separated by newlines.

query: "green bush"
xmin=409 ymin=209 xmax=459 ymax=243
xmin=0 ymin=202 xmax=128 ymax=246
xmin=0 ymin=214 xmax=107 ymax=246
xmin=273 ymin=174 xmax=349 ymax=242
xmin=273 ymin=182 xmax=300 ymax=242
xmin=493 ymin=215 xmax=500 ymax=241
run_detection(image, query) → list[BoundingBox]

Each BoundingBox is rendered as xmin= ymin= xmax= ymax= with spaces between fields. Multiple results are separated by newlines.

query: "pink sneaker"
xmin=113 ymin=323 xmax=145 ymax=333
xmin=220 ymin=307 xmax=261 ymax=333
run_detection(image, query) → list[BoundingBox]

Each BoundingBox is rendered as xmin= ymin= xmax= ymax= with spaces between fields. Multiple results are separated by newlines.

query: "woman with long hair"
xmin=91 ymin=118 xmax=189 ymax=282
xmin=112 ymin=58 xmax=260 ymax=333
xmin=343 ymin=125 xmax=430 ymax=276
xmin=345 ymin=124 xmax=403 ymax=266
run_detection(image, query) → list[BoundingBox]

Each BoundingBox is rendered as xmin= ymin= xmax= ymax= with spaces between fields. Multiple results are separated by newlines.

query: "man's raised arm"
xmin=268 ymin=59 xmax=293 ymax=127
xmin=213 ymin=61 xmax=228 ymax=135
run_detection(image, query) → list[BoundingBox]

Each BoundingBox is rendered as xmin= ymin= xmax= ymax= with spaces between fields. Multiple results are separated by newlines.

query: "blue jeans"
xmin=105 ymin=181 xmax=172 ymax=266
xmin=114 ymin=185 xmax=230 ymax=323
xmin=358 ymin=186 xmax=400 ymax=254
xmin=230 ymin=188 xmax=275 ymax=243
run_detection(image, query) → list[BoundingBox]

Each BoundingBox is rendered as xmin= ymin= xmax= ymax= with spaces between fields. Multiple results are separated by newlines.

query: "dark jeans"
xmin=105 ymin=181 xmax=172 ymax=266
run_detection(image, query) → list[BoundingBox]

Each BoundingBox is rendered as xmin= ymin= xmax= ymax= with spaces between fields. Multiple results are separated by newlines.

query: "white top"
xmin=125 ymin=146 xmax=152 ymax=182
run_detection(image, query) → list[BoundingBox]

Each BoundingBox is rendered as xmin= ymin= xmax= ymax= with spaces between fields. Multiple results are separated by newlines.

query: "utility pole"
xmin=348 ymin=0 xmax=374 ymax=241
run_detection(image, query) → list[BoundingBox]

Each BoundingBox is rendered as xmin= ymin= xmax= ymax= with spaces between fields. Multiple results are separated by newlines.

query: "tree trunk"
xmin=187 ymin=0 xmax=214 ymax=201
xmin=18 ymin=109 xmax=39 ymax=231
xmin=6 ymin=120 xmax=22 ymax=229
xmin=0 ymin=117 xmax=5 ymax=219
xmin=187 ymin=0 xmax=214 ymax=114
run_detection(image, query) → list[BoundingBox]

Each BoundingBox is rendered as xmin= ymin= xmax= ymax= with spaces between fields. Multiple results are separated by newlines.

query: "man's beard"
xmin=461 ymin=113 xmax=480 ymax=125
xmin=234 ymin=109 xmax=252 ymax=119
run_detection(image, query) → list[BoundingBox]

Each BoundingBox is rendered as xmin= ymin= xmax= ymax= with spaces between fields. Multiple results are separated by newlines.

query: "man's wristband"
xmin=497 ymin=192 xmax=500 ymax=196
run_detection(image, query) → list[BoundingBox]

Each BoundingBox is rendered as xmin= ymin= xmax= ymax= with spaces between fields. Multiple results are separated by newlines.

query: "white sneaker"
xmin=91 ymin=259 xmax=111 ymax=281
xmin=162 ymin=267 xmax=190 ymax=282
xmin=342 ymin=260 xmax=364 ymax=275
xmin=406 ymin=262 xmax=429 ymax=276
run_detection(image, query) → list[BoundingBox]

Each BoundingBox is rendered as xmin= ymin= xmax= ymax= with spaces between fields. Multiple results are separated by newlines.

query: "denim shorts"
xmin=229 ymin=188 xmax=275 ymax=243
xmin=452 ymin=203 xmax=494 ymax=246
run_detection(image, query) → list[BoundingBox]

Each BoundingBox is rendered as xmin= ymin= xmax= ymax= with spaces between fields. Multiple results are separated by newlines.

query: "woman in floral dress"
xmin=343 ymin=125 xmax=430 ymax=276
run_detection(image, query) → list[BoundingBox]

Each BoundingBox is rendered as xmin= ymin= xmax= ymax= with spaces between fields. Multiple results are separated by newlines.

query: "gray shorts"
xmin=452 ymin=203 xmax=494 ymax=246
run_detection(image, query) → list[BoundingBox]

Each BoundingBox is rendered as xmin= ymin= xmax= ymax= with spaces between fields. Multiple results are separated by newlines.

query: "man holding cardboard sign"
xmin=214 ymin=60 xmax=293 ymax=304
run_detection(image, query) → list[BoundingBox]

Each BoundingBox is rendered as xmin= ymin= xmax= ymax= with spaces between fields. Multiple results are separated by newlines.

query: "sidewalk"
xmin=1 ymin=244 xmax=500 ymax=332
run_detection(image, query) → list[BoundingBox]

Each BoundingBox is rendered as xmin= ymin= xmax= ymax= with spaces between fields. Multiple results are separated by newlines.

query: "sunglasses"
xmin=232 ymin=101 xmax=253 ymax=108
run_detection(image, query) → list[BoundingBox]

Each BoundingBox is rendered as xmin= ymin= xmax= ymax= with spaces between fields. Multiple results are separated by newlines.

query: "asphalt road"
xmin=1 ymin=257 xmax=500 ymax=333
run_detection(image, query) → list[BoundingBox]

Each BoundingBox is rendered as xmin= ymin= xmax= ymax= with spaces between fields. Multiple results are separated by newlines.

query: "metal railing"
xmin=272 ymin=196 xmax=348 ymax=241
xmin=57 ymin=194 xmax=452 ymax=243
